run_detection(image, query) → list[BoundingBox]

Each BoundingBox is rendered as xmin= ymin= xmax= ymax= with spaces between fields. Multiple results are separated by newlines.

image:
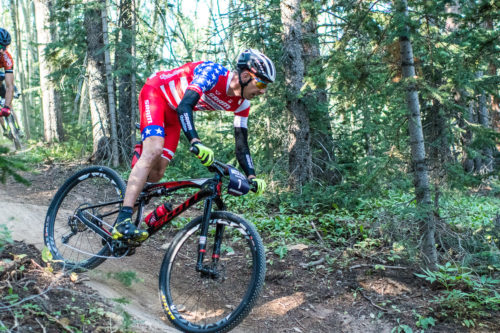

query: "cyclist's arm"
xmin=234 ymin=116 xmax=256 ymax=178
xmin=177 ymin=61 xmax=225 ymax=144
xmin=176 ymin=89 xmax=201 ymax=144
xmin=3 ymin=72 xmax=14 ymax=109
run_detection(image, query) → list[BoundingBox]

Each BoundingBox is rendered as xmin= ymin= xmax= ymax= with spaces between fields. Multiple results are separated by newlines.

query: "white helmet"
xmin=236 ymin=49 xmax=276 ymax=83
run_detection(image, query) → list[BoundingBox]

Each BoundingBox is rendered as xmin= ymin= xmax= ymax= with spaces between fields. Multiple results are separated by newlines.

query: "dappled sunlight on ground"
xmin=358 ymin=277 xmax=411 ymax=296
xmin=253 ymin=292 xmax=305 ymax=317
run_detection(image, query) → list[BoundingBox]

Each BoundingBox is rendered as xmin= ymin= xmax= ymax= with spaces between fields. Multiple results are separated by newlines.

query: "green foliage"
xmin=391 ymin=318 xmax=413 ymax=333
xmin=41 ymin=247 xmax=54 ymax=263
xmin=22 ymin=133 xmax=93 ymax=164
xmin=415 ymin=262 xmax=500 ymax=324
xmin=414 ymin=312 xmax=436 ymax=330
xmin=108 ymin=271 xmax=143 ymax=287
xmin=439 ymin=191 xmax=500 ymax=229
xmin=0 ymin=146 xmax=30 ymax=185
xmin=0 ymin=224 xmax=13 ymax=255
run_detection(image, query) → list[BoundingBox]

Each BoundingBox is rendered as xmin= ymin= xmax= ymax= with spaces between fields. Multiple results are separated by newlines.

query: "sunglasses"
xmin=248 ymin=72 xmax=268 ymax=89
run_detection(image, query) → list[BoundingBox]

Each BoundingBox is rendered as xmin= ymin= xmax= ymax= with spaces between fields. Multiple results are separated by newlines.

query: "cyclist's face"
xmin=242 ymin=71 xmax=268 ymax=100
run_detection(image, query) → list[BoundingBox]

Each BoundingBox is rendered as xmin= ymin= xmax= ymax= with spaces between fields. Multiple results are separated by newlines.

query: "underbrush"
xmin=227 ymin=182 xmax=500 ymax=327
xmin=0 ymin=237 xmax=130 ymax=332
xmin=13 ymin=135 xmax=500 ymax=329
xmin=416 ymin=262 xmax=500 ymax=328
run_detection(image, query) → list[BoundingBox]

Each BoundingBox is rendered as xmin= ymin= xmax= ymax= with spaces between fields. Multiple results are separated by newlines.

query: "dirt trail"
xmin=4 ymin=165 xmax=482 ymax=333
xmin=0 ymin=188 xmax=177 ymax=333
xmin=0 ymin=187 xmax=312 ymax=333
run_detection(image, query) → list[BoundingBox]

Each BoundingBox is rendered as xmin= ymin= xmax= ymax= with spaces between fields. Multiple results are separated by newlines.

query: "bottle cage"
xmin=227 ymin=165 xmax=250 ymax=196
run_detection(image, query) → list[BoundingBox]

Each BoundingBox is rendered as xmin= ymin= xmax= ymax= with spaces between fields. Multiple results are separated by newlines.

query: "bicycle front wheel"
xmin=44 ymin=166 xmax=126 ymax=271
xmin=159 ymin=211 xmax=266 ymax=333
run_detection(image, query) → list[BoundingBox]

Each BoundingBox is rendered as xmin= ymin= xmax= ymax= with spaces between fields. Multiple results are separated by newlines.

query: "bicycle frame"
xmin=76 ymin=167 xmax=228 ymax=274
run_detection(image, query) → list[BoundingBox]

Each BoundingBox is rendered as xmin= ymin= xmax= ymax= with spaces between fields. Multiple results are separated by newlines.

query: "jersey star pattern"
xmin=138 ymin=61 xmax=251 ymax=161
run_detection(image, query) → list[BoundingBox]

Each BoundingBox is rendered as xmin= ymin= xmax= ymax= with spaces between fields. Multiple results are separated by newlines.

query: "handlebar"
xmin=189 ymin=145 xmax=258 ymax=193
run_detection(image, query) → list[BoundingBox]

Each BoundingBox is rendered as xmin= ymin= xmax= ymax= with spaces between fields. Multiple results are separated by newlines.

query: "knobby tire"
xmin=159 ymin=211 xmax=266 ymax=333
xmin=44 ymin=166 xmax=126 ymax=271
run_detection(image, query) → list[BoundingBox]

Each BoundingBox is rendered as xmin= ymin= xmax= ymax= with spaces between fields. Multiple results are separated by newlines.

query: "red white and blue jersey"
xmin=145 ymin=61 xmax=250 ymax=128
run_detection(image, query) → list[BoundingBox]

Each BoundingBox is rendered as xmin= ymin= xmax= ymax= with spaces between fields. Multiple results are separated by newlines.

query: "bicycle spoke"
xmin=160 ymin=212 xmax=265 ymax=332
xmin=44 ymin=166 xmax=126 ymax=271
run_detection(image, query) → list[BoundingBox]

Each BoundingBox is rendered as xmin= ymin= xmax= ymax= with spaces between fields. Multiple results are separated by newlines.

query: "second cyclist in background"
xmin=0 ymin=28 xmax=15 ymax=119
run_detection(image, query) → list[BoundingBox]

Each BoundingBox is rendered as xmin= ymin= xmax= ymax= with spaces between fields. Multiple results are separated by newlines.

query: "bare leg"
xmin=122 ymin=136 xmax=166 ymax=207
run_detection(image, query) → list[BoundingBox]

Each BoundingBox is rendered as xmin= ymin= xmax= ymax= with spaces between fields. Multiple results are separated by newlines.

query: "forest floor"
xmin=1 ymin=162 xmax=498 ymax=332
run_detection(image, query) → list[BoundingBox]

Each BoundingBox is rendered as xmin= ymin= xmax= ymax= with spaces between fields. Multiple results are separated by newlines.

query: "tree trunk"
xmin=489 ymin=61 xmax=500 ymax=136
xmin=101 ymin=0 xmax=119 ymax=167
xmin=396 ymin=0 xmax=437 ymax=269
xmin=84 ymin=0 xmax=111 ymax=161
xmin=78 ymin=78 xmax=89 ymax=126
xmin=301 ymin=0 xmax=339 ymax=184
xmin=115 ymin=0 xmax=135 ymax=163
xmin=445 ymin=0 xmax=476 ymax=172
xmin=10 ymin=0 xmax=30 ymax=140
xmin=130 ymin=0 xmax=137 ymax=152
xmin=22 ymin=0 xmax=37 ymax=133
xmin=34 ymin=0 xmax=63 ymax=143
xmin=281 ymin=0 xmax=313 ymax=189
xmin=477 ymin=78 xmax=492 ymax=173
xmin=485 ymin=19 xmax=499 ymax=155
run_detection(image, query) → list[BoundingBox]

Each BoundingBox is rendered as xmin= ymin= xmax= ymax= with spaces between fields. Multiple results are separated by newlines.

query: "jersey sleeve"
xmin=1 ymin=51 xmax=14 ymax=73
xmin=187 ymin=61 xmax=228 ymax=95
xmin=233 ymin=100 xmax=250 ymax=128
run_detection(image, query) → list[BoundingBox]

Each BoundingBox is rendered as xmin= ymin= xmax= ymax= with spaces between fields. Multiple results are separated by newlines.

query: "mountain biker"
xmin=0 ymin=28 xmax=14 ymax=118
xmin=112 ymin=49 xmax=275 ymax=242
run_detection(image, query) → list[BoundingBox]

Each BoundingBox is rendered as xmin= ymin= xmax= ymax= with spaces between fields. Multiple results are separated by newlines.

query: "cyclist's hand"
xmin=192 ymin=142 xmax=214 ymax=166
xmin=251 ymin=178 xmax=266 ymax=195
xmin=0 ymin=106 xmax=10 ymax=117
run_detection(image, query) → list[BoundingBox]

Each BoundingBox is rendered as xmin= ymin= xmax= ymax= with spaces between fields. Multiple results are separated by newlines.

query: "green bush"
xmin=0 ymin=146 xmax=30 ymax=185
xmin=416 ymin=262 xmax=500 ymax=326
xmin=0 ymin=224 xmax=13 ymax=255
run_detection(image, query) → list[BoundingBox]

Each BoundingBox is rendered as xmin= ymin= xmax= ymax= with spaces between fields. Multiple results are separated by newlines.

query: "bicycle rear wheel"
xmin=6 ymin=115 xmax=21 ymax=150
xmin=44 ymin=166 xmax=126 ymax=271
xmin=159 ymin=211 xmax=266 ymax=333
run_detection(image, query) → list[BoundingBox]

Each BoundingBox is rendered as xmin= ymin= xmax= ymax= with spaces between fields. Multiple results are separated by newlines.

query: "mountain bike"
xmin=43 ymin=152 xmax=266 ymax=333
xmin=0 ymin=95 xmax=22 ymax=150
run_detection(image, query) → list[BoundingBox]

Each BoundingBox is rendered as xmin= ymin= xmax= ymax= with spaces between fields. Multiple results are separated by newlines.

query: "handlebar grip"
xmin=249 ymin=180 xmax=258 ymax=193
xmin=189 ymin=145 xmax=200 ymax=155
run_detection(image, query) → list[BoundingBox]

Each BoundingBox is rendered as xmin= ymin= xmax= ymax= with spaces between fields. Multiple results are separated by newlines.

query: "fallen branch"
xmin=300 ymin=257 xmax=325 ymax=269
xmin=26 ymin=308 xmax=75 ymax=333
xmin=349 ymin=264 xmax=407 ymax=271
xmin=34 ymin=317 xmax=47 ymax=333
xmin=309 ymin=221 xmax=325 ymax=244
xmin=360 ymin=291 xmax=388 ymax=312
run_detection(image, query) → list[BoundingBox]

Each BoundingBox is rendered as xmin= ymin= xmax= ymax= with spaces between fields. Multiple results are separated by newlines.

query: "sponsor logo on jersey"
xmin=158 ymin=69 xmax=182 ymax=81
xmin=180 ymin=114 xmax=193 ymax=131
xmin=207 ymin=92 xmax=231 ymax=109
xmin=145 ymin=100 xmax=153 ymax=124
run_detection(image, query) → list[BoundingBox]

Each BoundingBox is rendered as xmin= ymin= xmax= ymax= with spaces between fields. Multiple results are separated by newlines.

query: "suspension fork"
xmin=196 ymin=180 xmax=225 ymax=274
xmin=196 ymin=196 xmax=213 ymax=272
xmin=195 ymin=196 xmax=226 ymax=276
xmin=211 ymin=220 xmax=225 ymax=265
